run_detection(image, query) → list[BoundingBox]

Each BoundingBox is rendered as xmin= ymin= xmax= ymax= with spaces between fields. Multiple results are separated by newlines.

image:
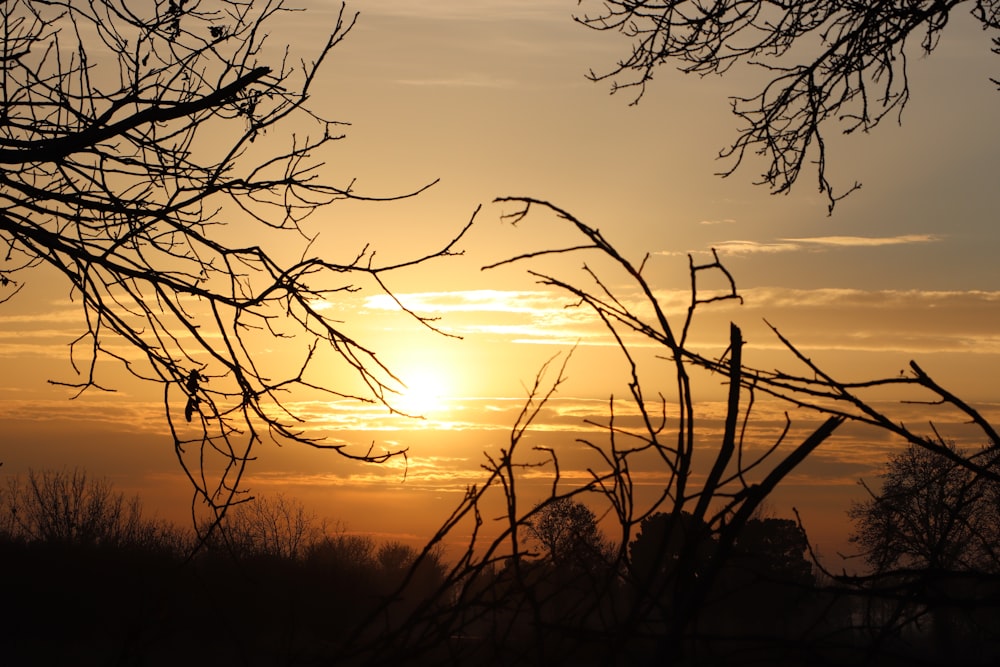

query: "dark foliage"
xmin=4 ymin=445 xmax=999 ymax=666
xmin=850 ymin=443 xmax=1000 ymax=574
xmin=844 ymin=443 xmax=1000 ymax=663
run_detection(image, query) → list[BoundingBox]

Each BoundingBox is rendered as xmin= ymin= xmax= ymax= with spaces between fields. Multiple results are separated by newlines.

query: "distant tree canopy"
xmin=629 ymin=511 xmax=714 ymax=586
xmin=527 ymin=497 xmax=610 ymax=569
xmin=0 ymin=0 xmax=467 ymax=513
xmin=576 ymin=0 xmax=1000 ymax=209
xmin=849 ymin=442 xmax=1000 ymax=574
xmin=1 ymin=468 xmax=185 ymax=551
xmin=208 ymin=492 xmax=325 ymax=560
xmin=629 ymin=511 xmax=813 ymax=600
xmin=0 ymin=473 xmax=452 ymax=665
xmin=733 ymin=516 xmax=814 ymax=585
xmin=847 ymin=445 xmax=1000 ymax=660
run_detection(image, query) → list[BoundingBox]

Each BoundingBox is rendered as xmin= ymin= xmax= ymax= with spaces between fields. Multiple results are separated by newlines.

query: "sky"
xmin=2 ymin=1 xmax=999 ymax=564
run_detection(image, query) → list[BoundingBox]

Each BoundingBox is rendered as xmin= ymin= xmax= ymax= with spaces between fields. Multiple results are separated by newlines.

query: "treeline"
xmin=4 ymin=464 xmax=999 ymax=666
xmin=0 ymin=469 xmax=447 ymax=666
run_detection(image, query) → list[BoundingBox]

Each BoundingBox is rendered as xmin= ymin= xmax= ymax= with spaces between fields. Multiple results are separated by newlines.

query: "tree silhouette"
xmin=846 ymin=442 xmax=1000 ymax=658
xmin=527 ymin=496 xmax=610 ymax=569
xmin=0 ymin=0 xmax=472 ymax=514
xmin=850 ymin=442 xmax=1000 ymax=574
xmin=628 ymin=511 xmax=715 ymax=601
xmin=207 ymin=492 xmax=324 ymax=560
xmin=335 ymin=198 xmax=854 ymax=665
xmin=733 ymin=517 xmax=814 ymax=586
xmin=2 ymin=467 xmax=184 ymax=550
xmin=576 ymin=0 xmax=1000 ymax=210
xmin=439 ymin=196 xmax=1000 ymax=664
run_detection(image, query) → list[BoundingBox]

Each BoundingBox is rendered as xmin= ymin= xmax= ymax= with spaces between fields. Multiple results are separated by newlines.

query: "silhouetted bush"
xmin=201 ymin=492 xmax=327 ymax=561
xmin=2 ymin=468 xmax=188 ymax=553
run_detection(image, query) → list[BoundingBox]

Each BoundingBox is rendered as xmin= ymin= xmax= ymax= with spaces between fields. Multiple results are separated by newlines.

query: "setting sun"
xmin=390 ymin=363 xmax=453 ymax=418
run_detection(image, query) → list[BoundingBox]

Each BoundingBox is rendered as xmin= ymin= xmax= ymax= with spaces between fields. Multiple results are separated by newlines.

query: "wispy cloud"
xmin=361 ymin=284 xmax=1000 ymax=357
xmin=0 ymin=310 xmax=81 ymax=325
xmin=0 ymin=398 xmax=164 ymax=431
xmin=743 ymin=286 xmax=1000 ymax=309
xmin=249 ymin=453 xmax=487 ymax=493
xmin=727 ymin=287 xmax=1000 ymax=358
xmin=363 ymin=289 xmax=622 ymax=345
xmin=365 ymin=288 xmax=697 ymax=323
xmin=783 ymin=234 xmax=940 ymax=247
xmin=710 ymin=240 xmax=801 ymax=255
xmin=669 ymin=233 xmax=942 ymax=257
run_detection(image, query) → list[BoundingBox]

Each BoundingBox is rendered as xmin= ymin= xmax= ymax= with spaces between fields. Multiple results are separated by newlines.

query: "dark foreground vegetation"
xmin=2 ymin=468 xmax=998 ymax=667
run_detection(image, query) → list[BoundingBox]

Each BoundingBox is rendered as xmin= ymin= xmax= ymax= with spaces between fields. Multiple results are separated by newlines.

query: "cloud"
xmin=0 ymin=398 xmax=165 ymax=432
xmin=656 ymin=240 xmax=795 ymax=256
xmin=285 ymin=395 xmax=636 ymax=434
xmin=676 ymin=234 xmax=942 ymax=258
xmin=742 ymin=286 xmax=1000 ymax=309
xmin=362 ymin=289 xmax=625 ymax=346
xmin=0 ymin=310 xmax=81 ymax=325
xmin=248 ymin=452 xmax=488 ymax=493
xmin=365 ymin=287 xmax=699 ymax=325
xmin=727 ymin=287 xmax=1000 ymax=355
xmin=358 ymin=284 xmax=1000 ymax=359
xmin=782 ymin=234 xmax=941 ymax=247
xmin=0 ymin=329 xmax=78 ymax=340
xmin=711 ymin=240 xmax=801 ymax=255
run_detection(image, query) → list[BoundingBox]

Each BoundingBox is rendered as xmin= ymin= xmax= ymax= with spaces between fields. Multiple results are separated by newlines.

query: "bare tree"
xmin=366 ymin=196 xmax=999 ymax=665
xmin=575 ymin=0 xmax=1000 ymax=210
xmin=306 ymin=529 xmax=376 ymax=573
xmin=0 ymin=0 xmax=471 ymax=516
xmin=846 ymin=442 xmax=1000 ymax=658
xmin=209 ymin=492 xmax=324 ymax=560
xmin=850 ymin=442 xmax=1000 ymax=574
xmin=324 ymin=197 xmax=852 ymax=665
xmin=2 ymin=468 xmax=185 ymax=551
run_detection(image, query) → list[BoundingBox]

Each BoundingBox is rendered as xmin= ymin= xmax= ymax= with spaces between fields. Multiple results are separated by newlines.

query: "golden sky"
xmin=2 ymin=1 xmax=999 ymax=562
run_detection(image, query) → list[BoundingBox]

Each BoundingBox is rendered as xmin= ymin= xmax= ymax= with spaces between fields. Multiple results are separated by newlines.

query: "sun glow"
xmin=390 ymin=363 xmax=453 ymax=418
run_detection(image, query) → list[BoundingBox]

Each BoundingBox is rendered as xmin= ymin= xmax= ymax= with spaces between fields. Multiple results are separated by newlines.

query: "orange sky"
xmin=2 ymin=1 xmax=999 ymax=565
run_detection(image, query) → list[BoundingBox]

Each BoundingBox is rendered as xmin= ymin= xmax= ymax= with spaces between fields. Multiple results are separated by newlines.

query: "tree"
xmin=464 ymin=197 xmax=1000 ymax=663
xmin=2 ymin=467 xmax=184 ymax=551
xmin=628 ymin=511 xmax=715 ymax=589
xmin=733 ymin=517 xmax=813 ymax=586
xmin=848 ymin=443 xmax=1000 ymax=657
xmin=209 ymin=492 xmax=324 ymax=560
xmin=375 ymin=540 xmax=447 ymax=595
xmin=0 ymin=0 xmax=470 ymax=512
xmin=849 ymin=442 xmax=1000 ymax=574
xmin=575 ymin=0 xmax=1000 ymax=210
xmin=527 ymin=496 xmax=610 ymax=569
xmin=627 ymin=512 xmax=818 ymax=650
xmin=306 ymin=530 xmax=376 ymax=573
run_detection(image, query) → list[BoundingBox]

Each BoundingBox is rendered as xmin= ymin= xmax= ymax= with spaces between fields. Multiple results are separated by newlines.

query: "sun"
xmin=390 ymin=364 xmax=452 ymax=417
